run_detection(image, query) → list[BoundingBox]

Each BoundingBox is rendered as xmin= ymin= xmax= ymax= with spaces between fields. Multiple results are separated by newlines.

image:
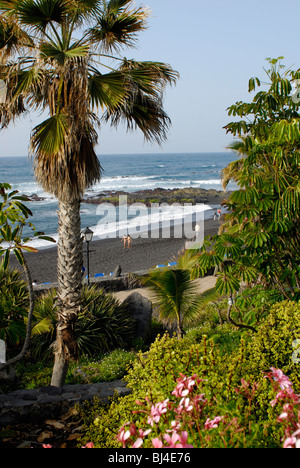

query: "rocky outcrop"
xmin=83 ymin=187 xmax=230 ymax=206
xmin=122 ymin=292 xmax=152 ymax=341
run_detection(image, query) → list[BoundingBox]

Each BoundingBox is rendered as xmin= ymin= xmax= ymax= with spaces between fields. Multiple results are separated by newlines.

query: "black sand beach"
xmin=9 ymin=217 xmax=220 ymax=285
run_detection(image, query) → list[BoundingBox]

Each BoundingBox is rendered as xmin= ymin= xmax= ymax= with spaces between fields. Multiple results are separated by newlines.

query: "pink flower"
xmin=172 ymin=374 xmax=199 ymax=398
xmin=163 ymin=431 xmax=194 ymax=449
xmin=152 ymin=438 xmax=164 ymax=448
xmin=278 ymin=412 xmax=288 ymax=421
xmin=82 ymin=442 xmax=94 ymax=448
xmin=204 ymin=416 xmax=223 ymax=430
xmin=132 ymin=438 xmax=143 ymax=448
xmin=177 ymin=431 xmax=194 ymax=448
xmin=182 ymin=397 xmax=193 ymax=411
xmin=270 ymin=388 xmax=299 ymax=407
xmin=117 ymin=424 xmax=132 ymax=447
xmin=163 ymin=432 xmax=180 ymax=448
xmin=283 ymin=437 xmax=297 ymax=448
xmin=166 ymin=420 xmax=181 ymax=433
xmin=269 ymin=368 xmax=293 ymax=391
xmin=42 ymin=444 xmax=52 ymax=448
xmin=147 ymin=399 xmax=169 ymax=426
xmin=138 ymin=428 xmax=152 ymax=438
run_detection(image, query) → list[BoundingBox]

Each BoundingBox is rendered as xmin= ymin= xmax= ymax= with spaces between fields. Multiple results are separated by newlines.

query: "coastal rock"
xmin=123 ymin=292 xmax=152 ymax=341
xmin=82 ymin=187 xmax=230 ymax=207
xmin=28 ymin=193 xmax=46 ymax=201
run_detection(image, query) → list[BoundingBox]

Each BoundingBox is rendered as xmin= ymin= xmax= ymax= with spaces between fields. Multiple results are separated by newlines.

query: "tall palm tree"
xmin=0 ymin=0 xmax=178 ymax=385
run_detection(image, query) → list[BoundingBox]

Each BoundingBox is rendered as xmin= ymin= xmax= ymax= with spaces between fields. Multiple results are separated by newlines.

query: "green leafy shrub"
xmin=0 ymin=263 xmax=28 ymax=349
xmin=241 ymin=300 xmax=300 ymax=396
xmin=80 ymin=300 xmax=300 ymax=448
xmin=30 ymin=286 xmax=136 ymax=359
xmin=16 ymin=350 xmax=136 ymax=389
xmin=80 ymin=333 xmax=258 ymax=448
xmin=71 ymin=350 xmax=136 ymax=384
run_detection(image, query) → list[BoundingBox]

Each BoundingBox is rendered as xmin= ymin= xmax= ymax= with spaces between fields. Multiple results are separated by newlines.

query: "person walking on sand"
xmin=127 ymin=235 xmax=133 ymax=249
xmin=217 ymin=208 xmax=221 ymax=220
xmin=121 ymin=234 xmax=128 ymax=249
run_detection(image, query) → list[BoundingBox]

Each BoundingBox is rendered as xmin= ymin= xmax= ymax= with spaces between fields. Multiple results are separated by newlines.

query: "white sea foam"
xmin=5 ymin=203 xmax=213 ymax=251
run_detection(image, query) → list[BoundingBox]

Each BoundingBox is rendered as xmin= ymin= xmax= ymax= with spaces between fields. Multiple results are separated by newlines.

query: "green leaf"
xmin=89 ymin=71 xmax=127 ymax=109
xmin=30 ymin=113 xmax=69 ymax=156
xmin=40 ymin=41 xmax=89 ymax=64
xmin=13 ymin=248 xmax=24 ymax=265
xmin=21 ymin=245 xmax=39 ymax=253
xmin=37 ymin=235 xmax=56 ymax=243
xmin=3 ymin=249 xmax=9 ymax=269
xmin=216 ymin=273 xmax=240 ymax=295
xmin=15 ymin=0 xmax=68 ymax=31
xmin=248 ymin=76 xmax=260 ymax=92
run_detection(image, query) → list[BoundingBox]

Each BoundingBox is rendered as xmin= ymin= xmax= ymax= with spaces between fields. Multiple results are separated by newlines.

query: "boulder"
xmin=113 ymin=265 xmax=122 ymax=278
xmin=123 ymin=292 xmax=152 ymax=341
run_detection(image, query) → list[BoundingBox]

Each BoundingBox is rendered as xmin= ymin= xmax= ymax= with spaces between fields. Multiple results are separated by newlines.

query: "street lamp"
xmin=82 ymin=227 xmax=94 ymax=285
xmin=0 ymin=80 xmax=7 ymax=104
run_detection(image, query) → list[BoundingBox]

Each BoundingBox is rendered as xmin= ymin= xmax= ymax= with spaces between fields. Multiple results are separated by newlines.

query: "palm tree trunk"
xmin=51 ymin=197 xmax=83 ymax=387
xmin=175 ymin=309 xmax=183 ymax=339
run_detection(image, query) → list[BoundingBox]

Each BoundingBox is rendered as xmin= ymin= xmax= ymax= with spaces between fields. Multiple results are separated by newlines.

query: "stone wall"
xmin=0 ymin=380 xmax=131 ymax=427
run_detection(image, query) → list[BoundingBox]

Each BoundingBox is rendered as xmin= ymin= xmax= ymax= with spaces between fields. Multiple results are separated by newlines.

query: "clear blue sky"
xmin=1 ymin=0 xmax=300 ymax=157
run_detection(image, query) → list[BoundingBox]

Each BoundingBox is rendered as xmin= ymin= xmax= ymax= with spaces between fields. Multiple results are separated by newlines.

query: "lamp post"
xmin=82 ymin=227 xmax=93 ymax=285
xmin=0 ymin=80 xmax=7 ymax=104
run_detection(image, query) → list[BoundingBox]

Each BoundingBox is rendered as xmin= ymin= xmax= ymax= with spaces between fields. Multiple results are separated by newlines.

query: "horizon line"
xmin=0 ymin=150 xmax=233 ymax=158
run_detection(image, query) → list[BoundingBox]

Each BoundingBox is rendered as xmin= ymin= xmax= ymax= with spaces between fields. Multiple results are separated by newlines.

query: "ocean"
xmin=0 ymin=152 xmax=237 ymax=248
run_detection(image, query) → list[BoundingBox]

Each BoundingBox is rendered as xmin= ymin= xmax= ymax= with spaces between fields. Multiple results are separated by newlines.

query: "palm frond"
xmin=103 ymin=89 xmax=171 ymax=143
xmin=142 ymin=268 xmax=202 ymax=330
xmin=88 ymin=69 xmax=127 ymax=110
xmin=30 ymin=112 xmax=69 ymax=157
xmin=40 ymin=40 xmax=89 ymax=64
xmin=0 ymin=15 xmax=32 ymax=58
xmin=88 ymin=0 xmax=148 ymax=52
xmin=14 ymin=0 xmax=69 ymax=32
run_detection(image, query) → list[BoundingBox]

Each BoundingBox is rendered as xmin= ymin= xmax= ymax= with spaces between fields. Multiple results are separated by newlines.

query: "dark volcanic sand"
xmin=9 ymin=217 xmax=220 ymax=285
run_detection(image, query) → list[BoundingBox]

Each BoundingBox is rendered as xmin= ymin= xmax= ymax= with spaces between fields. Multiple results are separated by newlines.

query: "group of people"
xmin=121 ymin=234 xmax=133 ymax=249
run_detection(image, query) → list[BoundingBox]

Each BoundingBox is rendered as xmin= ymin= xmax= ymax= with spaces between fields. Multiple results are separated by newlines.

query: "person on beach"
xmin=127 ymin=235 xmax=132 ymax=249
xmin=195 ymin=223 xmax=201 ymax=240
xmin=213 ymin=210 xmax=217 ymax=221
xmin=121 ymin=234 xmax=128 ymax=249
xmin=217 ymin=208 xmax=221 ymax=220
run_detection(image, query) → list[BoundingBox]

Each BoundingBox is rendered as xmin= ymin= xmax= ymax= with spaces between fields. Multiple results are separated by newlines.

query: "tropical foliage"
xmin=0 ymin=182 xmax=54 ymax=368
xmin=0 ymin=262 xmax=28 ymax=348
xmin=196 ymin=58 xmax=300 ymax=307
xmin=0 ymin=0 xmax=178 ymax=385
xmin=142 ymin=267 xmax=203 ymax=339
xmin=31 ymin=285 xmax=136 ymax=359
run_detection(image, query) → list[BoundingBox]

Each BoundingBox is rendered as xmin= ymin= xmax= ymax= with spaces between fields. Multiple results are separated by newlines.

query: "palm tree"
xmin=0 ymin=0 xmax=178 ymax=385
xmin=142 ymin=267 xmax=202 ymax=339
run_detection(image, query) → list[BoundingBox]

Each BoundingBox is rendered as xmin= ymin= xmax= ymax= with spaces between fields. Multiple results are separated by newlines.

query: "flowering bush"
xmin=116 ymin=368 xmax=300 ymax=449
xmin=116 ymin=372 xmax=262 ymax=448
xmin=80 ymin=315 xmax=300 ymax=449
xmin=266 ymin=368 xmax=300 ymax=449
